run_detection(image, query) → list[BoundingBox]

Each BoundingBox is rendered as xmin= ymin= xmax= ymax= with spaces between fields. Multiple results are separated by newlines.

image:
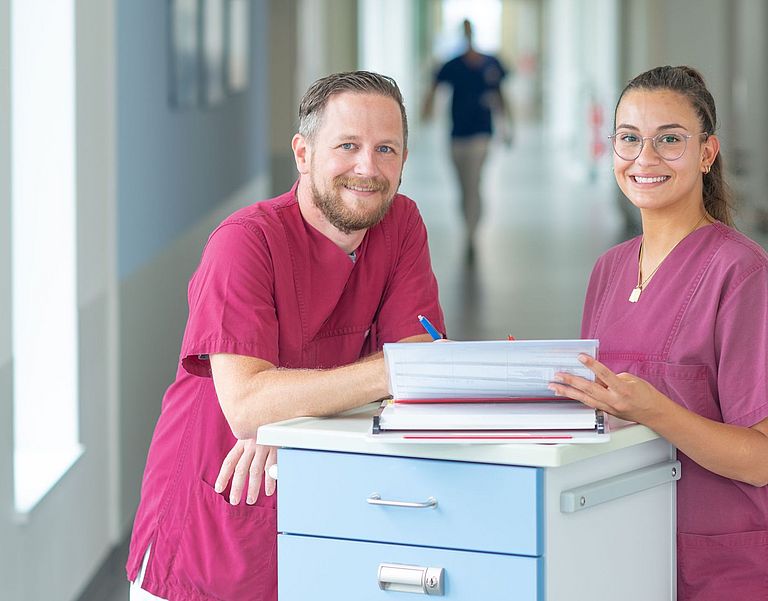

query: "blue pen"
xmin=417 ymin=314 xmax=442 ymax=340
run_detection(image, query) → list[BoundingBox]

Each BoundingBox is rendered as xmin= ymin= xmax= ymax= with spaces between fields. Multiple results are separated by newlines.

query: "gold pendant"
xmin=628 ymin=287 xmax=642 ymax=303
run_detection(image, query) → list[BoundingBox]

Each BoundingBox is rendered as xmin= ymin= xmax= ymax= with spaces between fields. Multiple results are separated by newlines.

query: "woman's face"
xmin=612 ymin=89 xmax=719 ymax=216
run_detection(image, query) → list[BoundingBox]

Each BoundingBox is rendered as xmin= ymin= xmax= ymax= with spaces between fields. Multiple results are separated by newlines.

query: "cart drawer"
xmin=279 ymin=534 xmax=542 ymax=600
xmin=277 ymin=449 xmax=543 ymax=556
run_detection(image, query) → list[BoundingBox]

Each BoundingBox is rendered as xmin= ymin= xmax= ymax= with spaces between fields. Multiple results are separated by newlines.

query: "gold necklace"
xmin=628 ymin=214 xmax=709 ymax=303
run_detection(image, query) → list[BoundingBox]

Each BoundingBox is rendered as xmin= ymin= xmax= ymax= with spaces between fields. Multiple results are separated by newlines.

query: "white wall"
xmin=77 ymin=0 xmax=120 ymax=544
xmin=0 ymin=0 xmax=14 ymax=593
xmin=543 ymin=0 xmax=620 ymax=182
xmin=359 ymin=0 xmax=419 ymax=124
xmin=269 ymin=0 xmax=300 ymax=195
xmin=621 ymin=0 xmax=734 ymax=157
xmin=731 ymin=0 xmax=768 ymax=225
xmin=115 ymin=0 xmax=271 ymax=533
xmin=296 ymin=0 xmax=358 ymax=99
xmin=0 ymin=4 xmax=10 ymax=369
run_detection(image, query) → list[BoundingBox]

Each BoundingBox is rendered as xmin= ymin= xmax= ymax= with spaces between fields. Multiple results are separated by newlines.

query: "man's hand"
xmin=215 ymin=439 xmax=277 ymax=505
xmin=210 ymin=336 xmax=433 ymax=503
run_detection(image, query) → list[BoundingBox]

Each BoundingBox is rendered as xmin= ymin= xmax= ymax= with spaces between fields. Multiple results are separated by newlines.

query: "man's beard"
xmin=311 ymin=175 xmax=395 ymax=235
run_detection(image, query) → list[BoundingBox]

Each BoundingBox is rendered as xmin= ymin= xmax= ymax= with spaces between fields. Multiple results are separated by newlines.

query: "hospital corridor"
xmin=1 ymin=1 xmax=767 ymax=600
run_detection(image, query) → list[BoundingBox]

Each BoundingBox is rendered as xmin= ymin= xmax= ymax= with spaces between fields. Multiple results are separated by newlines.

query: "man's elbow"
xmin=219 ymin=393 xmax=263 ymax=440
xmin=227 ymin=420 xmax=255 ymax=441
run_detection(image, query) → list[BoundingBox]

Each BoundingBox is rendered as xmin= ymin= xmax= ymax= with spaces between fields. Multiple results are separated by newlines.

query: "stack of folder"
xmin=371 ymin=340 xmax=609 ymax=444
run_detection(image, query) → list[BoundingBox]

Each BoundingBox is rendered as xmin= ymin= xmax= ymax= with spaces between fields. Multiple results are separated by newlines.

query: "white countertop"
xmin=257 ymin=402 xmax=660 ymax=468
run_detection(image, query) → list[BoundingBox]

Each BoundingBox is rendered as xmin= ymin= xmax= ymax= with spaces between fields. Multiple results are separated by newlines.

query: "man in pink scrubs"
xmin=126 ymin=71 xmax=444 ymax=601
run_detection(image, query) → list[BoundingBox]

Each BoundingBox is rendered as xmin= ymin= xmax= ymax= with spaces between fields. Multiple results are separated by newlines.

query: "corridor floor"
xmin=404 ymin=120 xmax=623 ymax=341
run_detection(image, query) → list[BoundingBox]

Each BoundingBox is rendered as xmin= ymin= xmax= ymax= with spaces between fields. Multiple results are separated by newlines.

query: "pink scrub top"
xmin=582 ymin=222 xmax=768 ymax=600
xmin=126 ymin=185 xmax=445 ymax=601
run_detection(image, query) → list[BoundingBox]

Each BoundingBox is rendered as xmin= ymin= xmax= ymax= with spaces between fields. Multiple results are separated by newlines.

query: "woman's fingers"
xmin=549 ymin=379 xmax=610 ymax=412
xmin=577 ymin=354 xmax=624 ymax=389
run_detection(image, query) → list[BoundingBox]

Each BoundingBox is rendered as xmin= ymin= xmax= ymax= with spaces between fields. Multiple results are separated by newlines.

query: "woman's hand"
xmin=551 ymin=355 xmax=768 ymax=486
xmin=214 ymin=439 xmax=277 ymax=505
xmin=548 ymin=353 xmax=671 ymax=425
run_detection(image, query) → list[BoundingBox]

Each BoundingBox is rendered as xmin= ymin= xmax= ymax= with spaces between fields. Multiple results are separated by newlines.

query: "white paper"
xmin=368 ymin=429 xmax=610 ymax=445
xmin=377 ymin=401 xmax=601 ymax=431
xmin=383 ymin=339 xmax=599 ymax=400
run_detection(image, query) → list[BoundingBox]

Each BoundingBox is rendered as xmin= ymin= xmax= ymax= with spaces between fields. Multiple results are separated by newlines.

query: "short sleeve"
xmin=580 ymin=251 xmax=616 ymax=340
xmin=180 ymin=222 xmax=280 ymax=377
xmin=436 ymin=60 xmax=454 ymax=85
xmin=714 ymin=265 xmax=768 ymax=426
xmin=489 ymin=57 xmax=507 ymax=86
xmin=375 ymin=203 xmax=445 ymax=344
xmin=580 ymin=261 xmax=603 ymax=339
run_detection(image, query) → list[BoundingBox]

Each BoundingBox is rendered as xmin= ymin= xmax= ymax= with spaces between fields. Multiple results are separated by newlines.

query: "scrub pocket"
xmin=172 ymin=477 xmax=277 ymax=601
xmin=678 ymin=530 xmax=768 ymax=600
xmin=637 ymin=362 xmax=718 ymax=420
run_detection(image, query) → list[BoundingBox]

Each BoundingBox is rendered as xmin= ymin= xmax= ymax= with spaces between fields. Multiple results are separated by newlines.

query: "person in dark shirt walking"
xmin=423 ymin=19 xmax=512 ymax=261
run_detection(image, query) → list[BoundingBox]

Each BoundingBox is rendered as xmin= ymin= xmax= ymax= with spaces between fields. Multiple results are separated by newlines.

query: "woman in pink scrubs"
xmin=549 ymin=66 xmax=768 ymax=600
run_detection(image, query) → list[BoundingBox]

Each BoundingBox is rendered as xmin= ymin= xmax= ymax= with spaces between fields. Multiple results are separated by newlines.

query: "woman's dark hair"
xmin=615 ymin=66 xmax=733 ymax=226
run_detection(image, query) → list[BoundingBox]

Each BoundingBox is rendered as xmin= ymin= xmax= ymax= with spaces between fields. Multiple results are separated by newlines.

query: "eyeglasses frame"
xmin=608 ymin=130 xmax=709 ymax=161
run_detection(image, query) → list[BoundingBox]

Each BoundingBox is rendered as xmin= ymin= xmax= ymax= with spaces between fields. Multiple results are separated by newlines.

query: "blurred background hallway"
xmin=408 ymin=119 xmax=621 ymax=342
xmin=1 ymin=0 xmax=767 ymax=599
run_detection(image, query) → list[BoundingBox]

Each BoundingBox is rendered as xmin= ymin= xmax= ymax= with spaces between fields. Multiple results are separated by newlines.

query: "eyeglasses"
xmin=609 ymin=131 xmax=708 ymax=161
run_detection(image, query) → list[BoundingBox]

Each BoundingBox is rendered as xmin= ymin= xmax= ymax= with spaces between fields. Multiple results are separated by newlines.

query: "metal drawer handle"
xmin=378 ymin=562 xmax=445 ymax=595
xmin=366 ymin=493 xmax=438 ymax=509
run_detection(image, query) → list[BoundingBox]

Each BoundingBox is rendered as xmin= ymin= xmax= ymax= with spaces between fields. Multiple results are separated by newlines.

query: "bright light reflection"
xmin=11 ymin=0 xmax=82 ymax=514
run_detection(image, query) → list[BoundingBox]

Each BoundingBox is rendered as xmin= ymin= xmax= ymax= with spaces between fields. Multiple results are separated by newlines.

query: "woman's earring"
xmin=703 ymin=164 xmax=711 ymax=174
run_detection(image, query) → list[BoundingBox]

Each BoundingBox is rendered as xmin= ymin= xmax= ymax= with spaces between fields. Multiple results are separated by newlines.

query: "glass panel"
xmin=11 ymin=0 xmax=81 ymax=514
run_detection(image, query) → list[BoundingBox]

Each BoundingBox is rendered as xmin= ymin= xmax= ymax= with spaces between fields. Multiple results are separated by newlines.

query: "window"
xmin=11 ymin=0 xmax=82 ymax=514
xmin=438 ymin=0 xmax=503 ymax=58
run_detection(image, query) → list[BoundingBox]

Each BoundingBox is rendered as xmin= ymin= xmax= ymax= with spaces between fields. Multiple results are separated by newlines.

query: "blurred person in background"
xmin=423 ymin=18 xmax=512 ymax=262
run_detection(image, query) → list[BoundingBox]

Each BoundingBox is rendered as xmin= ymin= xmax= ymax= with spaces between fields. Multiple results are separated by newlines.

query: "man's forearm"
xmin=255 ymin=358 xmax=387 ymax=422
xmin=212 ymin=334 xmax=432 ymax=438
xmin=212 ymin=354 xmax=388 ymax=439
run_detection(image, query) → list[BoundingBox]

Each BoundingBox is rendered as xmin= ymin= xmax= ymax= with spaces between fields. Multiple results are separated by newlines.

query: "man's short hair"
xmin=298 ymin=70 xmax=408 ymax=148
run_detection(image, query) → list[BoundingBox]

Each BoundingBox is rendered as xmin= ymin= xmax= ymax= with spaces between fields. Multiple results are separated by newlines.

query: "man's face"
xmin=305 ymin=92 xmax=407 ymax=234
